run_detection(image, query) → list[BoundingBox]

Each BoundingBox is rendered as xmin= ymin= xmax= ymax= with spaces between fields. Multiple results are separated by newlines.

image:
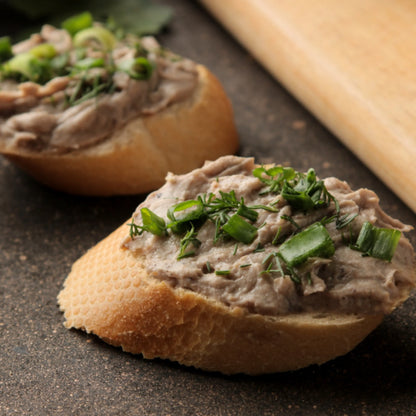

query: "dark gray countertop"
xmin=1 ymin=1 xmax=415 ymax=415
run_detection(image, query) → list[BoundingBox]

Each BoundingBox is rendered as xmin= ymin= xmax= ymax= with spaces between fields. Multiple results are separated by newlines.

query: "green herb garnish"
xmin=61 ymin=11 xmax=93 ymax=37
xmin=29 ymin=43 xmax=57 ymax=59
xmin=278 ymin=222 xmax=335 ymax=267
xmin=128 ymin=208 xmax=166 ymax=238
xmin=272 ymin=227 xmax=282 ymax=245
xmin=177 ymin=225 xmax=201 ymax=260
xmin=253 ymin=165 xmax=296 ymax=194
xmin=67 ymin=75 xmax=115 ymax=107
xmin=254 ymin=166 xmax=336 ymax=214
xmin=222 ymin=214 xmax=258 ymax=244
xmin=167 ymin=199 xmax=206 ymax=234
xmin=336 ymin=213 xmax=358 ymax=230
xmin=129 ymin=188 xmax=278 ymax=259
xmin=128 ymin=162 xmax=403 ymax=285
xmin=73 ymin=57 xmax=105 ymax=70
xmin=353 ymin=221 xmax=401 ymax=261
xmin=1 ymin=51 xmax=53 ymax=83
xmin=280 ymin=214 xmax=300 ymax=229
xmin=73 ymin=26 xmax=117 ymax=50
xmin=261 ymin=252 xmax=286 ymax=279
xmin=117 ymin=57 xmax=153 ymax=80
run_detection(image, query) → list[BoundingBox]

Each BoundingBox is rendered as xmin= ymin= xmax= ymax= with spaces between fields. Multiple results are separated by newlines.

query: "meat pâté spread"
xmin=124 ymin=156 xmax=416 ymax=317
xmin=0 ymin=12 xmax=197 ymax=154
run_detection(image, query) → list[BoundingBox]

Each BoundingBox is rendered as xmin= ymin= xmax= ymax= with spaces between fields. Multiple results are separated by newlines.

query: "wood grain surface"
xmin=201 ymin=0 xmax=416 ymax=213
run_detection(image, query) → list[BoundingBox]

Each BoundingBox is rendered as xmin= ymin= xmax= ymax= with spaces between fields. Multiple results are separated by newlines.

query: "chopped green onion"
xmin=117 ymin=57 xmax=153 ymax=80
xmin=236 ymin=202 xmax=258 ymax=222
xmin=254 ymin=166 xmax=334 ymax=213
xmin=167 ymin=199 xmax=205 ymax=234
xmin=281 ymin=169 xmax=330 ymax=212
xmin=355 ymin=221 xmax=374 ymax=253
xmin=62 ymin=12 xmax=93 ymax=37
xmin=74 ymin=57 xmax=105 ymax=70
xmin=3 ymin=53 xmax=36 ymax=79
xmin=73 ymin=26 xmax=116 ymax=50
xmin=167 ymin=199 xmax=204 ymax=222
xmin=29 ymin=43 xmax=57 ymax=59
xmin=128 ymin=209 xmax=167 ymax=238
xmin=253 ymin=165 xmax=296 ymax=194
xmin=282 ymin=182 xmax=314 ymax=212
xmin=278 ymin=222 xmax=335 ymax=267
xmin=2 ymin=52 xmax=51 ymax=83
xmin=140 ymin=208 xmax=167 ymax=236
xmin=222 ymin=214 xmax=257 ymax=244
xmin=0 ymin=37 xmax=12 ymax=62
xmin=354 ymin=221 xmax=401 ymax=261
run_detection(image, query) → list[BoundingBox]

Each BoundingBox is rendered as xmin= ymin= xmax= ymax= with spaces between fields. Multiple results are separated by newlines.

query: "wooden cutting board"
xmin=200 ymin=0 xmax=416 ymax=213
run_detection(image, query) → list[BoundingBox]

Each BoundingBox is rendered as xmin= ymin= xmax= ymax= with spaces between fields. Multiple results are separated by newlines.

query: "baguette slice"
xmin=58 ymin=222 xmax=384 ymax=375
xmin=2 ymin=65 xmax=238 ymax=196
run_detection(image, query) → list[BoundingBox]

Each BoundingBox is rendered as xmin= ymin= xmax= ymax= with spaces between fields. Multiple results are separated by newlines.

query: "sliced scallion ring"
xmin=117 ymin=57 xmax=153 ymax=80
xmin=73 ymin=26 xmax=116 ymax=50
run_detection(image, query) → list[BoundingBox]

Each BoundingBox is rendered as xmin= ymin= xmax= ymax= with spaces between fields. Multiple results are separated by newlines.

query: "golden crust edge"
xmin=2 ymin=65 xmax=238 ymax=195
xmin=58 ymin=222 xmax=385 ymax=375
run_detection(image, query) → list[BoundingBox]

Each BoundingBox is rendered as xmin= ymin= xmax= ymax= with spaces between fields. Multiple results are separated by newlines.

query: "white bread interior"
xmin=2 ymin=65 xmax=238 ymax=195
xmin=58 ymin=222 xmax=385 ymax=375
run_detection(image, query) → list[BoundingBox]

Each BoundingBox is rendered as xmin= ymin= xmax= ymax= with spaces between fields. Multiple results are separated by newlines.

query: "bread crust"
xmin=2 ymin=65 xmax=238 ymax=195
xmin=58 ymin=222 xmax=384 ymax=375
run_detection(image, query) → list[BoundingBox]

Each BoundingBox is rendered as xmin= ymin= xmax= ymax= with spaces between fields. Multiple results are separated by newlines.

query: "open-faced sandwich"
xmin=58 ymin=156 xmax=416 ymax=374
xmin=0 ymin=13 xmax=237 ymax=195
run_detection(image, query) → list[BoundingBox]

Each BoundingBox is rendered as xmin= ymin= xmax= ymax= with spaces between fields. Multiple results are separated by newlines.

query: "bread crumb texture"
xmin=58 ymin=223 xmax=384 ymax=375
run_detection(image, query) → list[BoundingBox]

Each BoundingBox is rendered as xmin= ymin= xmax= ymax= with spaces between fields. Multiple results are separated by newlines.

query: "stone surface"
xmin=1 ymin=1 xmax=415 ymax=415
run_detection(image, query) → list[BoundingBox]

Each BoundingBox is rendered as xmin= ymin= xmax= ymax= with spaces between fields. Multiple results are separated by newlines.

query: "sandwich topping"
xmin=124 ymin=156 xmax=416 ymax=316
xmin=0 ymin=12 xmax=198 ymax=153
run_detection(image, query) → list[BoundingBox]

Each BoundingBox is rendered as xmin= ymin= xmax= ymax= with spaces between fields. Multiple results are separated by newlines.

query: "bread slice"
xmin=58 ymin=222 xmax=384 ymax=375
xmin=2 ymin=65 xmax=238 ymax=195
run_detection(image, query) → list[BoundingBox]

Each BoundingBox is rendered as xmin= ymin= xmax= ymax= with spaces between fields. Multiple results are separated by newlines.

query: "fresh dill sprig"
xmin=177 ymin=225 xmax=201 ymax=260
